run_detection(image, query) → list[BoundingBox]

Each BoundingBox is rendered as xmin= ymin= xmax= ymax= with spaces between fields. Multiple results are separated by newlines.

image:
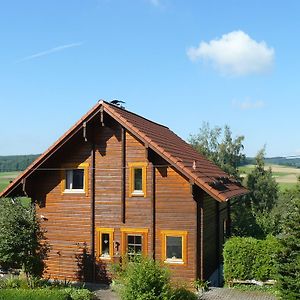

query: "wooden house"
xmin=0 ymin=100 xmax=247 ymax=285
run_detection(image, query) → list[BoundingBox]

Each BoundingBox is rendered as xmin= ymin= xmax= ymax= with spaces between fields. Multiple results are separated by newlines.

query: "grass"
xmin=0 ymin=171 xmax=20 ymax=192
xmin=232 ymin=284 xmax=279 ymax=297
xmin=0 ymin=172 xmax=31 ymax=205
xmin=239 ymin=164 xmax=299 ymax=191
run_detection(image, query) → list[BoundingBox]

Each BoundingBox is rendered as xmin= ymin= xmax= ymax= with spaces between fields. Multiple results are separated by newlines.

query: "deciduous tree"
xmin=189 ymin=122 xmax=245 ymax=178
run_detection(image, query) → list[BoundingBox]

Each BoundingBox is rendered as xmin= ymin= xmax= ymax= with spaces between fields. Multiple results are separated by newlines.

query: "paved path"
xmin=201 ymin=287 xmax=277 ymax=300
xmin=87 ymin=284 xmax=277 ymax=300
xmin=84 ymin=283 xmax=119 ymax=300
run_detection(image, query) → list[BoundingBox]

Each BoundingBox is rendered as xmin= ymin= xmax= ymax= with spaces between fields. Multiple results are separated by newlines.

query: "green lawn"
xmin=0 ymin=171 xmax=20 ymax=193
xmin=239 ymin=164 xmax=299 ymax=191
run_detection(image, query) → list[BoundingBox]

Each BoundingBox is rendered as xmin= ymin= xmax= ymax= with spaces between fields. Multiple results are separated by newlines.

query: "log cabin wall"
xmin=203 ymin=194 xmax=228 ymax=282
xmin=35 ymin=120 xmax=200 ymax=284
xmin=35 ymin=134 xmax=92 ymax=281
xmin=155 ymin=166 xmax=197 ymax=284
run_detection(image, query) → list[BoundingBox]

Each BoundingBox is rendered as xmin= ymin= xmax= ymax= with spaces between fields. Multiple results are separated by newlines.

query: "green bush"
xmin=0 ymin=287 xmax=94 ymax=300
xmin=68 ymin=288 xmax=94 ymax=300
xmin=113 ymin=256 xmax=197 ymax=300
xmin=277 ymin=196 xmax=300 ymax=299
xmin=0 ymin=289 xmax=70 ymax=300
xmin=116 ymin=256 xmax=171 ymax=300
xmin=223 ymin=236 xmax=280 ymax=283
xmin=169 ymin=287 xmax=198 ymax=300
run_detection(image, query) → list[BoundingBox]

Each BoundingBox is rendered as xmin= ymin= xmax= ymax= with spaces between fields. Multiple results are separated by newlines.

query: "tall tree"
xmin=246 ymin=148 xmax=278 ymax=212
xmin=0 ymin=198 xmax=47 ymax=280
xmin=189 ymin=122 xmax=245 ymax=178
xmin=232 ymin=148 xmax=279 ymax=238
xmin=277 ymin=193 xmax=300 ymax=299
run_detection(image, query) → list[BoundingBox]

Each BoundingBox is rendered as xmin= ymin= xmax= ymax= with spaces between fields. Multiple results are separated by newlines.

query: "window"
xmin=96 ymin=228 xmax=114 ymax=260
xmin=161 ymin=230 xmax=187 ymax=265
xmin=66 ymin=169 xmax=84 ymax=190
xmin=121 ymin=228 xmax=148 ymax=257
xmin=129 ymin=162 xmax=147 ymax=197
xmin=61 ymin=163 xmax=89 ymax=195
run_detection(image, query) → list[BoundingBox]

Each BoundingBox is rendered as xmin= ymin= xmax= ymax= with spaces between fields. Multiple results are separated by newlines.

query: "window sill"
xmin=98 ymin=256 xmax=111 ymax=261
xmin=164 ymin=259 xmax=184 ymax=265
xmin=131 ymin=191 xmax=145 ymax=197
xmin=63 ymin=189 xmax=85 ymax=194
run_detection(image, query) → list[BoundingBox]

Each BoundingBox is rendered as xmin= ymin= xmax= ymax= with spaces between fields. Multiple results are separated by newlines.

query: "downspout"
xmin=196 ymin=188 xmax=204 ymax=280
xmin=152 ymin=164 xmax=156 ymax=259
xmin=227 ymin=200 xmax=231 ymax=236
xmin=121 ymin=127 xmax=126 ymax=223
xmin=216 ymin=201 xmax=220 ymax=285
xmin=90 ymin=131 xmax=96 ymax=282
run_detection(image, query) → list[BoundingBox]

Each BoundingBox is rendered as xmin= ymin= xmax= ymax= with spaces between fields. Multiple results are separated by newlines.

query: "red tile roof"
xmin=0 ymin=100 xmax=248 ymax=201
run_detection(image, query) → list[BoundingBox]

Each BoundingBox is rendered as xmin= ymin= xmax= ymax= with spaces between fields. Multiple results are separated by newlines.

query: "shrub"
xmin=68 ymin=288 xmax=94 ymax=300
xmin=0 ymin=289 xmax=70 ymax=300
xmin=277 ymin=196 xmax=300 ymax=299
xmin=116 ymin=256 xmax=171 ymax=300
xmin=169 ymin=287 xmax=198 ymax=300
xmin=223 ymin=236 xmax=280 ymax=283
xmin=0 ymin=198 xmax=48 ymax=279
xmin=113 ymin=256 xmax=197 ymax=300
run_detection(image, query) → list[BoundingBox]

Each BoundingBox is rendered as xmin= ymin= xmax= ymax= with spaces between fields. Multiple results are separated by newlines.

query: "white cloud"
xmin=187 ymin=31 xmax=274 ymax=76
xmin=232 ymin=99 xmax=265 ymax=110
xmin=16 ymin=42 xmax=83 ymax=63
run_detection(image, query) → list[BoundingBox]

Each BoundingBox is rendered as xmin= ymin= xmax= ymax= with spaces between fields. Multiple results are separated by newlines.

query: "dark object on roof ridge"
xmin=104 ymin=100 xmax=169 ymax=129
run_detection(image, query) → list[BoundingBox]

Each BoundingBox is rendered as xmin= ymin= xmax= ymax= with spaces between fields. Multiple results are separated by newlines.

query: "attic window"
xmin=129 ymin=162 xmax=147 ymax=197
xmin=61 ymin=163 xmax=89 ymax=195
xmin=66 ymin=169 xmax=84 ymax=190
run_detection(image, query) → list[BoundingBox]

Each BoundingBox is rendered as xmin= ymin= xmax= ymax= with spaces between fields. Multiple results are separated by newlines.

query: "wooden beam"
xmin=100 ymin=106 xmax=104 ymax=126
xmin=121 ymin=127 xmax=126 ymax=224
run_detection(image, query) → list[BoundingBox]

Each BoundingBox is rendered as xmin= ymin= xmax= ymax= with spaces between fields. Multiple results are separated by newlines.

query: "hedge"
xmin=0 ymin=287 xmax=94 ymax=300
xmin=0 ymin=289 xmax=70 ymax=300
xmin=223 ymin=235 xmax=280 ymax=283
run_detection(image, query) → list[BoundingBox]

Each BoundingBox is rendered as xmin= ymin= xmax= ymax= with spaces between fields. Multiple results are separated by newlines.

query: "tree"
xmin=189 ymin=122 xmax=245 ymax=178
xmin=246 ymin=148 xmax=278 ymax=212
xmin=231 ymin=148 xmax=279 ymax=238
xmin=277 ymin=194 xmax=300 ymax=299
xmin=0 ymin=198 xmax=47 ymax=280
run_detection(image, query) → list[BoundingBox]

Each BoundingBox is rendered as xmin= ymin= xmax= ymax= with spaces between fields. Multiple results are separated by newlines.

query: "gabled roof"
xmin=0 ymin=100 xmax=248 ymax=202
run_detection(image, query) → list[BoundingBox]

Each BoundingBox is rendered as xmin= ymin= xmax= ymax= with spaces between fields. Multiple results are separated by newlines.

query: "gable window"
xmin=66 ymin=169 xmax=84 ymax=190
xmin=121 ymin=228 xmax=148 ymax=257
xmin=61 ymin=163 xmax=89 ymax=195
xmin=96 ymin=228 xmax=114 ymax=260
xmin=161 ymin=230 xmax=187 ymax=265
xmin=129 ymin=162 xmax=147 ymax=197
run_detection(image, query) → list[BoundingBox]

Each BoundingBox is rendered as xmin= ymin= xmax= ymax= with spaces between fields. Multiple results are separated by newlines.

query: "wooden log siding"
xmin=36 ymin=141 xmax=92 ymax=281
xmin=155 ymin=166 xmax=197 ymax=284
xmin=203 ymin=194 xmax=228 ymax=280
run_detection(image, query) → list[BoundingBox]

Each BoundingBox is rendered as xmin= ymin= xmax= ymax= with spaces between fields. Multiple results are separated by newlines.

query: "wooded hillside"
xmin=0 ymin=155 xmax=39 ymax=172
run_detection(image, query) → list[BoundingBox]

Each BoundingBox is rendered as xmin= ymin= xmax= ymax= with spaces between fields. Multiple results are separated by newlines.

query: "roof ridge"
xmin=103 ymin=100 xmax=169 ymax=129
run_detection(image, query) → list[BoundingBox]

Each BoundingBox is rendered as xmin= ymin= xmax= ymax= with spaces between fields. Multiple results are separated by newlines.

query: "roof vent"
xmin=110 ymin=99 xmax=125 ymax=109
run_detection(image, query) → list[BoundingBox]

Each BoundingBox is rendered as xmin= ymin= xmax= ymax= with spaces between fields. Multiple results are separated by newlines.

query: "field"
xmin=1 ymin=164 xmax=299 ymax=194
xmin=0 ymin=171 xmax=20 ymax=193
xmin=239 ymin=164 xmax=300 ymax=190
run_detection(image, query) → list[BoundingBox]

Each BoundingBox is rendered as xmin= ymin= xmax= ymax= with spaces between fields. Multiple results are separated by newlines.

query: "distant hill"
xmin=242 ymin=157 xmax=300 ymax=168
xmin=0 ymin=154 xmax=40 ymax=172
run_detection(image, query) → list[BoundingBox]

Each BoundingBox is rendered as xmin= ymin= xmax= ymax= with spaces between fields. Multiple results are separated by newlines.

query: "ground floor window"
xmin=96 ymin=228 xmax=114 ymax=260
xmin=161 ymin=230 xmax=187 ymax=265
xmin=121 ymin=228 xmax=148 ymax=258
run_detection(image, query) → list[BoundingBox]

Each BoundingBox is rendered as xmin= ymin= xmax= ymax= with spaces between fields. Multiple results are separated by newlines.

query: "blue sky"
xmin=0 ymin=0 xmax=299 ymax=157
